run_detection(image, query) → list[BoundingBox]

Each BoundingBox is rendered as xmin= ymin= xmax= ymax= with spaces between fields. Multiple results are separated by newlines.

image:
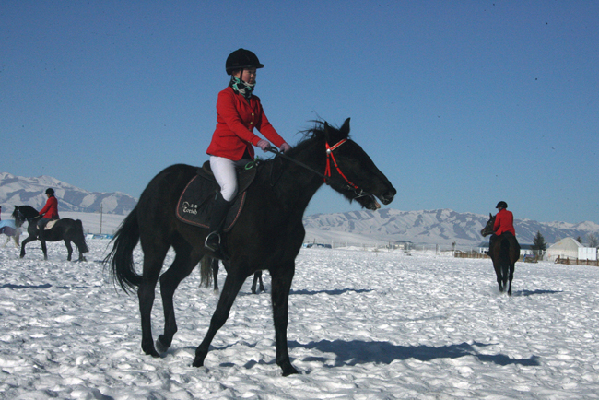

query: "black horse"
xmin=480 ymin=213 xmax=521 ymax=295
xmin=199 ymin=256 xmax=265 ymax=294
xmin=104 ymin=118 xmax=395 ymax=376
xmin=12 ymin=205 xmax=89 ymax=261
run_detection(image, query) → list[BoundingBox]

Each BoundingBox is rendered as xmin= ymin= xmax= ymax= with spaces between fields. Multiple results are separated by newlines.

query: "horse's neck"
xmin=271 ymin=142 xmax=327 ymax=213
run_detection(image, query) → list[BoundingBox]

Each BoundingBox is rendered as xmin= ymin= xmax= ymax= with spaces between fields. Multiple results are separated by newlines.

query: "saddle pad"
xmin=176 ymin=164 xmax=257 ymax=232
xmin=45 ymin=220 xmax=58 ymax=230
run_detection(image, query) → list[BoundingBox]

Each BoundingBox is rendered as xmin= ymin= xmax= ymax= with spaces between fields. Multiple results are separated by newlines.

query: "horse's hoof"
xmin=281 ymin=364 xmax=299 ymax=376
xmin=156 ymin=338 xmax=169 ymax=353
xmin=192 ymin=357 xmax=205 ymax=368
xmin=145 ymin=348 xmax=160 ymax=358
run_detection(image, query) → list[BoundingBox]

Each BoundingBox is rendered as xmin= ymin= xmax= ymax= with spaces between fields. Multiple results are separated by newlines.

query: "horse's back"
xmin=136 ymin=164 xmax=200 ymax=231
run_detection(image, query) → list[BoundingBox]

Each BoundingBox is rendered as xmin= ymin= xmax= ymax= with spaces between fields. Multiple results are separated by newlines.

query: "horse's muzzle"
xmin=380 ymin=190 xmax=395 ymax=206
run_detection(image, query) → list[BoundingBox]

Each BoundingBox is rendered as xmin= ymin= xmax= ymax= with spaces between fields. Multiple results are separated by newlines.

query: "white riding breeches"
xmin=209 ymin=156 xmax=251 ymax=201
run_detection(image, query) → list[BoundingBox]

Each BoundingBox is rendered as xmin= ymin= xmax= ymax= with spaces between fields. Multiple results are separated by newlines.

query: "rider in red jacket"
xmin=204 ymin=49 xmax=290 ymax=254
xmin=489 ymin=201 xmax=516 ymax=252
xmin=38 ymin=188 xmax=60 ymax=234
xmin=493 ymin=202 xmax=515 ymax=236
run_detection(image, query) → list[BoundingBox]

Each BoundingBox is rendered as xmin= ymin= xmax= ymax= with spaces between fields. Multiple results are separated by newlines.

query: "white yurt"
xmin=546 ymin=238 xmax=582 ymax=262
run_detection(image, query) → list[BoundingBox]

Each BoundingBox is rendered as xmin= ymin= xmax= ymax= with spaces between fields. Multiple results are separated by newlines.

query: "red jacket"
xmin=39 ymin=195 xmax=60 ymax=219
xmin=493 ymin=208 xmax=515 ymax=236
xmin=206 ymin=87 xmax=286 ymax=160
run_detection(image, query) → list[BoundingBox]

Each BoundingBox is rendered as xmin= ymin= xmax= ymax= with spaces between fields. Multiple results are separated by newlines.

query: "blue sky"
xmin=2 ymin=1 xmax=598 ymax=224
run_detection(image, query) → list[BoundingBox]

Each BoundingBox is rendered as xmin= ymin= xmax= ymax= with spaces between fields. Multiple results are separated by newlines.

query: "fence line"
xmin=555 ymin=256 xmax=599 ymax=266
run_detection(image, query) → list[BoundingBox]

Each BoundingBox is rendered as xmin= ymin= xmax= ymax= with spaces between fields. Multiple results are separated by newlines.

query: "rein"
xmin=265 ymin=140 xmax=371 ymax=200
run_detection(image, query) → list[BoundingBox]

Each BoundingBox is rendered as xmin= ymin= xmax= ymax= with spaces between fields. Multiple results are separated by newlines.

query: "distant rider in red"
xmin=38 ymin=188 xmax=60 ymax=236
xmin=489 ymin=201 xmax=516 ymax=252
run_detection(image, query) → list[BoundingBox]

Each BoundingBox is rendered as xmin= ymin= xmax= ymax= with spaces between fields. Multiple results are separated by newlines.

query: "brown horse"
xmin=104 ymin=119 xmax=395 ymax=376
xmin=481 ymin=213 xmax=521 ymax=295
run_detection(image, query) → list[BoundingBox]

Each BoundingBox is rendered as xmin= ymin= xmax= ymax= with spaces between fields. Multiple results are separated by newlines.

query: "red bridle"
xmin=323 ymin=139 xmax=359 ymax=191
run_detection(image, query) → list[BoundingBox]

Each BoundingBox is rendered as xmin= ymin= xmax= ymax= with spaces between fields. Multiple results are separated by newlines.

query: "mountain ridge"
xmin=2 ymin=172 xmax=598 ymax=245
xmin=0 ymin=172 xmax=136 ymax=215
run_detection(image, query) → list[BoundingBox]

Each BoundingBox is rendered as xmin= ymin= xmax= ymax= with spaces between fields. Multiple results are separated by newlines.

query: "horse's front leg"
xmin=20 ymin=237 xmax=32 ymax=258
xmin=193 ymin=273 xmax=245 ymax=368
xmin=271 ymin=266 xmax=298 ymax=376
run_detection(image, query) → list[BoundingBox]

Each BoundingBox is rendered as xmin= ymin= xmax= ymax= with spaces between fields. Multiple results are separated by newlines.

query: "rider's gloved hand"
xmin=279 ymin=143 xmax=291 ymax=153
xmin=256 ymin=139 xmax=271 ymax=151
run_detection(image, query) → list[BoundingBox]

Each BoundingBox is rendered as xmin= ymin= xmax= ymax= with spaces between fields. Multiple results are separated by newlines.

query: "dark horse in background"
xmin=104 ymin=118 xmax=395 ymax=376
xmin=12 ymin=205 xmax=89 ymax=261
xmin=480 ymin=214 xmax=521 ymax=295
xmin=199 ymin=257 xmax=265 ymax=294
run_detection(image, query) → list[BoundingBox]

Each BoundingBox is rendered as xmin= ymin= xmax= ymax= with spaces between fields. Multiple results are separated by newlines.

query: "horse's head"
xmin=480 ymin=213 xmax=495 ymax=237
xmin=320 ymin=118 xmax=396 ymax=211
xmin=12 ymin=205 xmax=40 ymax=227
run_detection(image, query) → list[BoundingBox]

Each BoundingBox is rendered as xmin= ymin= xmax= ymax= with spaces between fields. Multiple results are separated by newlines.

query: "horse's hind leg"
xmin=507 ymin=263 xmax=514 ymax=296
xmin=157 ymin=247 xmax=201 ymax=352
xmin=40 ymin=240 xmax=48 ymax=260
xmin=493 ymin=264 xmax=504 ymax=293
xmin=252 ymin=271 xmax=265 ymax=294
xmin=138 ymin=243 xmax=170 ymax=358
xmin=64 ymin=240 xmax=73 ymax=261
xmin=194 ymin=273 xmax=245 ymax=368
xmin=212 ymin=257 xmax=219 ymax=292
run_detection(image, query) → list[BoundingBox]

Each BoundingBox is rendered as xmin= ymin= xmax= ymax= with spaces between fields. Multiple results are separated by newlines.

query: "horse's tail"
xmin=75 ymin=219 xmax=89 ymax=253
xmin=103 ymin=208 xmax=142 ymax=292
xmin=199 ymin=255 xmax=214 ymax=288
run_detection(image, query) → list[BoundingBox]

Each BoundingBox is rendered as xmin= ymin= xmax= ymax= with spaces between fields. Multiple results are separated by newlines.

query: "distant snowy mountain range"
xmin=2 ymin=172 xmax=598 ymax=245
xmin=0 ymin=172 xmax=136 ymax=215
xmin=303 ymin=208 xmax=599 ymax=246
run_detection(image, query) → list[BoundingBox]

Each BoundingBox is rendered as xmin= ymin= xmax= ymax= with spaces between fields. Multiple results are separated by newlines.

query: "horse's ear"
xmin=489 ymin=213 xmax=492 ymax=218
xmin=323 ymin=121 xmax=335 ymax=142
xmin=323 ymin=118 xmax=351 ymax=143
xmin=339 ymin=118 xmax=350 ymax=137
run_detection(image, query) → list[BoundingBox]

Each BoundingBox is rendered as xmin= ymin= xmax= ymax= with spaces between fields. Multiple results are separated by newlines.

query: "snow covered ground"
xmin=1 ymin=240 xmax=599 ymax=399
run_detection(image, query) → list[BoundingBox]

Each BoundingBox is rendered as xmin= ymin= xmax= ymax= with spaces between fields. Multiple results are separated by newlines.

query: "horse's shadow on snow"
xmin=289 ymin=288 xmax=373 ymax=295
xmin=511 ymin=289 xmax=562 ymax=297
xmin=289 ymin=339 xmax=540 ymax=368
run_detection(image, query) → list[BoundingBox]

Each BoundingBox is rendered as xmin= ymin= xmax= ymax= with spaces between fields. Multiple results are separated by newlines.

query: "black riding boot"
xmin=205 ymin=192 xmax=230 ymax=253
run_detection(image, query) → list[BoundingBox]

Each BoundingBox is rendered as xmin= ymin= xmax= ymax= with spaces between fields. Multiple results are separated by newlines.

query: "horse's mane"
xmin=290 ymin=120 xmax=351 ymax=154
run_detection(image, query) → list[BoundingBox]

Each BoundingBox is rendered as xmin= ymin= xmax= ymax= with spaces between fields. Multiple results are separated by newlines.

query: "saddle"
xmin=176 ymin=161 xmax=257 ymax=231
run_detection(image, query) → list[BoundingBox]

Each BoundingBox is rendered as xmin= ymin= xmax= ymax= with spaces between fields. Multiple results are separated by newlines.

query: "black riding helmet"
xmin=45 ymin=188 xmax=54 ymax=195
xmin=225 ymin=49 xmax=264 ymax=75
xmin=496 ymin=201 xmax=508 ymax=209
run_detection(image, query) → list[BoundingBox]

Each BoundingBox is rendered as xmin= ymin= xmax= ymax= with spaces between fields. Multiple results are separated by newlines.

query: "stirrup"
xmin=205 ymin=231 xmax=221 ymax=252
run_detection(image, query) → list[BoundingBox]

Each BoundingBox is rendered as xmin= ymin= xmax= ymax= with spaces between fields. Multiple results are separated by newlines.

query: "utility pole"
xmin=99 ymin=204 xmax=103 ymax=235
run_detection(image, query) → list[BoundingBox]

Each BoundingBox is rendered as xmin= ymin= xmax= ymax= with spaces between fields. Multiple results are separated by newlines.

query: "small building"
xmin=578 ymin=247 xmax=598 ymax=261
xmin=546 ymin=238 xmax=582 ymax=262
